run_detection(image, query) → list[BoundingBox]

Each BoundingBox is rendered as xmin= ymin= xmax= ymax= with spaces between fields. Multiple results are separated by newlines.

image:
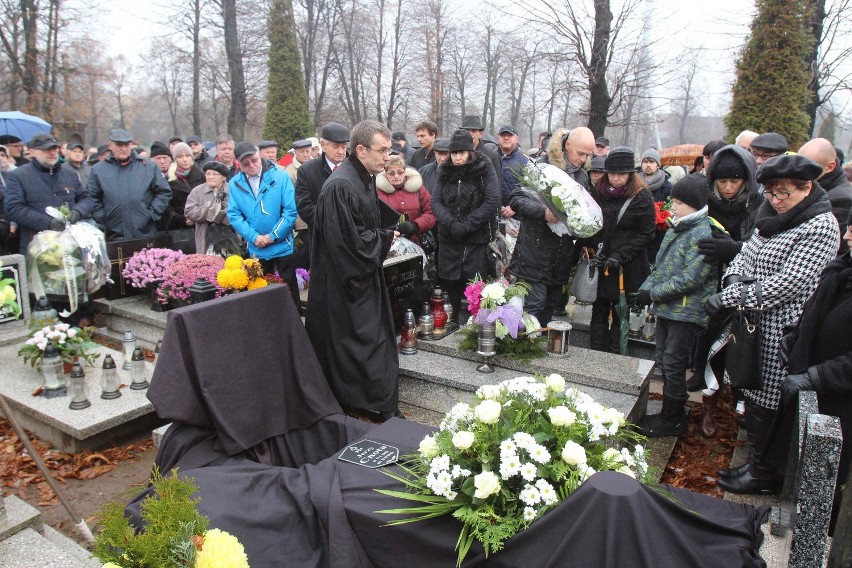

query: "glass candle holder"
xmin=400 ymin=309 xmax=418 ymax=355
xmin=122 ymin=329 xmax=136 ymax=371
xmin=129 ymin=347 xmax=149 ymax=390
xmin=68 ymin=362 xmax=91 ymax=410
xmin=40 ymin=343 xmax=67 ymax=397
xmin=100 ymin=354 xmax=122 ymax=399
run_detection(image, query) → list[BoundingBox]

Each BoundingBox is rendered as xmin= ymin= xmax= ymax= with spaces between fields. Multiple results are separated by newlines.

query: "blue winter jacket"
xmin=4 ymin=159 xmax=96 ymax=253
xmin=499 ymin=145 xmax=529 ymax=205
xmin=639 ymin=207 xmax=717 ymax=328
xmin=227 ymin=160 xmax=297 ymax=260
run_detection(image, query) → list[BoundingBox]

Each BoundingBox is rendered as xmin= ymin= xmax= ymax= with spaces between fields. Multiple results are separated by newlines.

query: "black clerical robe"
xmin=306 ymin=154 xmax=399 ymax=414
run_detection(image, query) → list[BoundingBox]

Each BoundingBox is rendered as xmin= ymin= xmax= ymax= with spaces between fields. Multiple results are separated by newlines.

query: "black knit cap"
xmin=589 ymin=155 xmax=606 ymax=172
xmin=709 ymin=150 xmax=748 ymax=181
xmin=449 ymin=129 xmax=475 ymax=153
xmin=750 ymin=132 xmax=788 ymax=153
xmin=756 ymin=154 xmax=823 ymax=184
xmin=604 ymin=146 xmax=635 ymax=173
xmin=671 ymin=173 xmax=709 ymax=210
xmin=149 ymin=141 xmax=171 ymax=158
xmin=203 ymin=161 xmax=230 ymax=177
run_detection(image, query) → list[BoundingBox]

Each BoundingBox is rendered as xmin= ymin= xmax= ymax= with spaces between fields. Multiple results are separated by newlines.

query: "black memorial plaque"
xmin=0 ymin=263 xmax=24 ymax=323
xmin=383 ymin=253 xmax=424 ymax=333
xmin=338 ymin=439 xmax=400 ymax=468
xmin=104 ymin=235 xmax=174 ymax=300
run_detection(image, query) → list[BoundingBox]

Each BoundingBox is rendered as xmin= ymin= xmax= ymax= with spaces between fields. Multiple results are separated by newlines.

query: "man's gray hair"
xmin=735 ymin=130 xmax=759 ymax=145
xmin=349 ymin=120 xmax=391 ymax=153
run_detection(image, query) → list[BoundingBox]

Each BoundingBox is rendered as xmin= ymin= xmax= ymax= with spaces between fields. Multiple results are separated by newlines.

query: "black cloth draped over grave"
xmin=128 ymin=284 xmax=769 ymax=568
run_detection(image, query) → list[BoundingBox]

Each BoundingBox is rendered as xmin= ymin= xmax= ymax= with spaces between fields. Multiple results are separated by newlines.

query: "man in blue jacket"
xmin=227 ymin=141 xmax=299 ymax=309
xmin=86 ymin=129 xmax=171 ymax=241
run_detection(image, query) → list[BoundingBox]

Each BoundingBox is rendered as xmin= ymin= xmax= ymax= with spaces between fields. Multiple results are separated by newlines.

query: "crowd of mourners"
xmin=1 ymin=117 xmax=851 ymax=530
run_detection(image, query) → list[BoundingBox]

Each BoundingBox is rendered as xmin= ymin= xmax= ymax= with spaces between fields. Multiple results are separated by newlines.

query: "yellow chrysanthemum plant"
xmin=216 ymin=255 xmax=268 ymax=292
xmin=93 ymin=468 xmax=249 ymax=568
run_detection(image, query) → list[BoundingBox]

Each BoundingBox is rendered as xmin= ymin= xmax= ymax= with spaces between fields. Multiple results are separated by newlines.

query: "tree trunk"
xmin=192 ymin=0 xmax=202 ymax=134
xmin=222 ymin=0 xmax=246 ymax=139
xmin=803 ymin=0 xmax=826 ymax=137
xmin=587 ymin=0 xmax=613 ymax=136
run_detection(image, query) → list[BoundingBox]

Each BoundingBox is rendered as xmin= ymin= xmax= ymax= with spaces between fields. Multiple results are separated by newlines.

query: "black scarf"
xmin=787 ymin=254 xmax=852 ymax=373
xmin=754 ymin=183 xmax=832 ymax=238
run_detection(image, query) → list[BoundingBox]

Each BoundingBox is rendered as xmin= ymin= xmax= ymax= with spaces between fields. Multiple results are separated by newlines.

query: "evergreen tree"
xmin=724 ymin=0 xmax=815 ymax=149
xmin=263 ymin=0 xmax=314 ymax=153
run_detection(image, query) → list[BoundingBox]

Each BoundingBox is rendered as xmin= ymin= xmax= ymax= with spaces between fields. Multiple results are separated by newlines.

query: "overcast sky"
xmin=86 ymin=0 xmax=754 ymax=118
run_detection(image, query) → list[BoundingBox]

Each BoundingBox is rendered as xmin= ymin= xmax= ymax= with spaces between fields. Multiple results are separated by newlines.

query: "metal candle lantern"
xmin=546 ymin=321 xmax=572 ymax=357
xmin=68 ymin=362 xmax=91 ymax=410
xmin=476 ymin=321 xmax=497 ymax=373
xmin=129 ymin=347 xmax=149 ymax=390
xmin=40 ymin=343 xmax=67 ymax=398
xmin=153 ymin=339 xmax=162 ymax=371
xmin=188 ymin=277 xmax=217 ymax=304
xmin=99 ymin=354 xmax=121 ymax=400
xmin=443 ymin=292 xmax=453 ymax=325
xmin=642 ymin=313 xmax=656 ymax=342
xmin=122 ymin=329 xmax=136 ymax=371
xmin=400 ymin=309 xmax=418 ymax=355
xmin=418 ymin=302 xmax=434 ymax=336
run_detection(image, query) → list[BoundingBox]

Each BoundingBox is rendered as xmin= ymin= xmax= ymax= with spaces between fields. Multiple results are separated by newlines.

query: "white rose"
xmin=473 ymin=471 xmax=501 ymax=499
xmin=544 ymin=373 xmax=566 ymax=393
xmin=474 ymin=400 xmax=502 ymax=424
xmin=418 ymin=436 xmax=439 ymax=458
xmin=561 ymin=440 xmax=587 ymax=466
xmin=603 ymin=447 xmax=623 ymax=462
xmin=617 ymin=465 xmax=636 ymax=478
xmin=604 ymin=407 xmax=624 ymax=426
xmin=475 ymin=384 xmax=501 ymax=400
xmin=452 ymin=431 xmax=475 ymax=450
xmin=66 ymin=328 xmax=77 ymax=339
xmin=547 ymin=406 xmax=576 ymax=427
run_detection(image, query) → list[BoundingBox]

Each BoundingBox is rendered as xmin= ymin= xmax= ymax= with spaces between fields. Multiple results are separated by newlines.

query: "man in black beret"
xmin=392 ymin=130 xmax=415 ymax=163
xmin=284 ymin=139 xmax=312 ymax=184
xmin=258 ymin=140 xmax=279 ymax=163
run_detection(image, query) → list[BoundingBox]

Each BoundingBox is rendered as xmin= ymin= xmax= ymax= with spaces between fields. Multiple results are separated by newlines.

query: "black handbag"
xmin=725 ymin=280 xmax=764 ymax=390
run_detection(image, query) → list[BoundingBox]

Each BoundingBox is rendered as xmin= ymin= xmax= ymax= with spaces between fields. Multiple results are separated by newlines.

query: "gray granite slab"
xmin=0 ymin=527 xmax=93 ymax=568
xmin=0 ymin=496 xmax=41 ymax=541
xmin=398 ymin=349 xmax=647 ymax=422
xmin=0 ymin=342 xmax=162 ymax=451
xmin=41 ymin=525 xmax=101 ymax=567
xmin=414 ymin=329 xmax=652 ymax=396
xmin=93 ymin=295 xmax=168 ymax=344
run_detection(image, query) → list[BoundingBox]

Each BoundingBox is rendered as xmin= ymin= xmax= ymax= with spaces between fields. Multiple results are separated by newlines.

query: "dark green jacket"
xmin=639 ymin=208 xmax=717 ymax=328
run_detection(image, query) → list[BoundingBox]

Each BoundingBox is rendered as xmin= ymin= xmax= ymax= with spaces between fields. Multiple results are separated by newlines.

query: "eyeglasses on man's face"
xmin=368 ymin=146 xmax=391 ymax=156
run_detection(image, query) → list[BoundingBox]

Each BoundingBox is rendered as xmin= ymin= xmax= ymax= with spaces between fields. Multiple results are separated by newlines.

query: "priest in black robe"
xmin=306 ymin=120 xmax=401 ymax=420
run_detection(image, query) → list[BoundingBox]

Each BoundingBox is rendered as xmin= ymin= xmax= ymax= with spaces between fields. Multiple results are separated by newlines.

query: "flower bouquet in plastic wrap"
xmin=376 ymin=374 xmax=649 ymax=566
xmin=458 ymin=276 xmax=546 ymax=361
xmin=26 ymin=205 xmax=110 ymax=316
xmin=514 ymin=163 xmax=603 ymax=238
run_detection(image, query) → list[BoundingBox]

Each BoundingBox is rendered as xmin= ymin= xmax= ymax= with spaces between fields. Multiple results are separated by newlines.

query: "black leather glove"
xmin=722 ymin=274 xmax=741 ymax=288
xmin=632 ymin=289 xmax=652 ymax=306
xmin=705 ymin=292 xmax=725 ymax=314
xmin=48 ymin=218 xmax=65 ymax=231
xmin=396 ymin=221 xmax=417 ymax=236
xmin=697 ymin=232 xmax=742 ymax=263
xmin=67 ymin=210 xmax=82 ymax=224
xmin=778 ymin=331 xmax=797 ymax=367
xmin=603 ymin=257 xmax=620 ymax=274
xmin=449 ymin=222 xmax=467 ymax=240
xmin=781 ymin=371 xmax=817 ymax=407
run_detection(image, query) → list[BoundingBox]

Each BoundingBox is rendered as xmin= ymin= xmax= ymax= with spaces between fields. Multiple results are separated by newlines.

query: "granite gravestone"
xmin=383 ymin=253 xmax=424 ymax=334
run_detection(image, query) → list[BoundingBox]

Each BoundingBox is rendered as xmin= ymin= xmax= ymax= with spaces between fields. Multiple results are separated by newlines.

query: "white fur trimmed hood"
xmin=376 ymin=167 xmax=422 ymax=194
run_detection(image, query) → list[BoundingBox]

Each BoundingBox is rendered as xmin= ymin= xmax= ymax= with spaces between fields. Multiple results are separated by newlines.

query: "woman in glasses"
xmin=707 ymin=154 xmax=840 ymax=495
xmin=431 ymin=129 xmax=500 ymax=317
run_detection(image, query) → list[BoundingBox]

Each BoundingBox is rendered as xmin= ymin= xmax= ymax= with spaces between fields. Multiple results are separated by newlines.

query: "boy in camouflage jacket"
xmin=634 ymin=174 xmax=717 ymax=437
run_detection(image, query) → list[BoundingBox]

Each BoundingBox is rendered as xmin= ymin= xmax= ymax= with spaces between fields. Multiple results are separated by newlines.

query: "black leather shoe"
xmin=717 ymin=470 xmax=781 ymax=495
xmin=637 ymin=413 xmax=684 ymax=438
xmin=717 ymin=463 xmax=750 ymax=479
xmin=686 ymin=375 xmax=704 ymax=392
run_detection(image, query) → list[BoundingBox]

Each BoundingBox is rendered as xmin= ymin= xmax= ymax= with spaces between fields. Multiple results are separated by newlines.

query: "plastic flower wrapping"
xmin=157 ymin=254 xmax=226 ymax=305
xmin=377 ymin=374 xmax=649 ymax=566
xmin=295 ymin=268 xmax=310 ymax=292
xmin=514 ymin=163 xmax=603 ymax=238
xmin=94 ymin=469 xmax=249 ymax=568
xmin=122 ymin=248 xmax=186 ymax=290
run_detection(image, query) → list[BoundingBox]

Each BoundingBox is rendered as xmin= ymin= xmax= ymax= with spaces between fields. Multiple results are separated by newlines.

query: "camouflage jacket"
xmin=639 ymin=208 xmax=717 ymax=328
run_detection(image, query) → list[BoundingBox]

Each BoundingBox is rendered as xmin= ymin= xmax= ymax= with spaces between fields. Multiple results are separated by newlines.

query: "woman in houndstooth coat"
xmin=712 ymin=155 xmax=840 ymax=495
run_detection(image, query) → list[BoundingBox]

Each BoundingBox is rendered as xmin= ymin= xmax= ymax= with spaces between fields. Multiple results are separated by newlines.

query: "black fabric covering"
xmin=147 ymin=284 xmax=350 ymax=455
xmin=134 ymin=284 xmax=769 ymax=567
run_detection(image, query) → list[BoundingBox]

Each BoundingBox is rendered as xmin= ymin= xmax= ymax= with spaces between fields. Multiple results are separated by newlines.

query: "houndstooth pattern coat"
xmin=721 ymin=212 xmax=840 ymax=409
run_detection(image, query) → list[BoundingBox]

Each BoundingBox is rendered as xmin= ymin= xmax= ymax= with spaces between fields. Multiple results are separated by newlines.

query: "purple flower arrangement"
xmin=157 ymin=254 xmax=226 ymax=305
xmin=295 ymin=268 xmax=310 ymax=292
xmin=122 ymin=248 xmax=186 ymax=290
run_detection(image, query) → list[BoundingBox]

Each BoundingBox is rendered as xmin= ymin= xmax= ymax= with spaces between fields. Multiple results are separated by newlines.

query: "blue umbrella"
xmin=0 ymin=111 xmax=51 ymax=142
